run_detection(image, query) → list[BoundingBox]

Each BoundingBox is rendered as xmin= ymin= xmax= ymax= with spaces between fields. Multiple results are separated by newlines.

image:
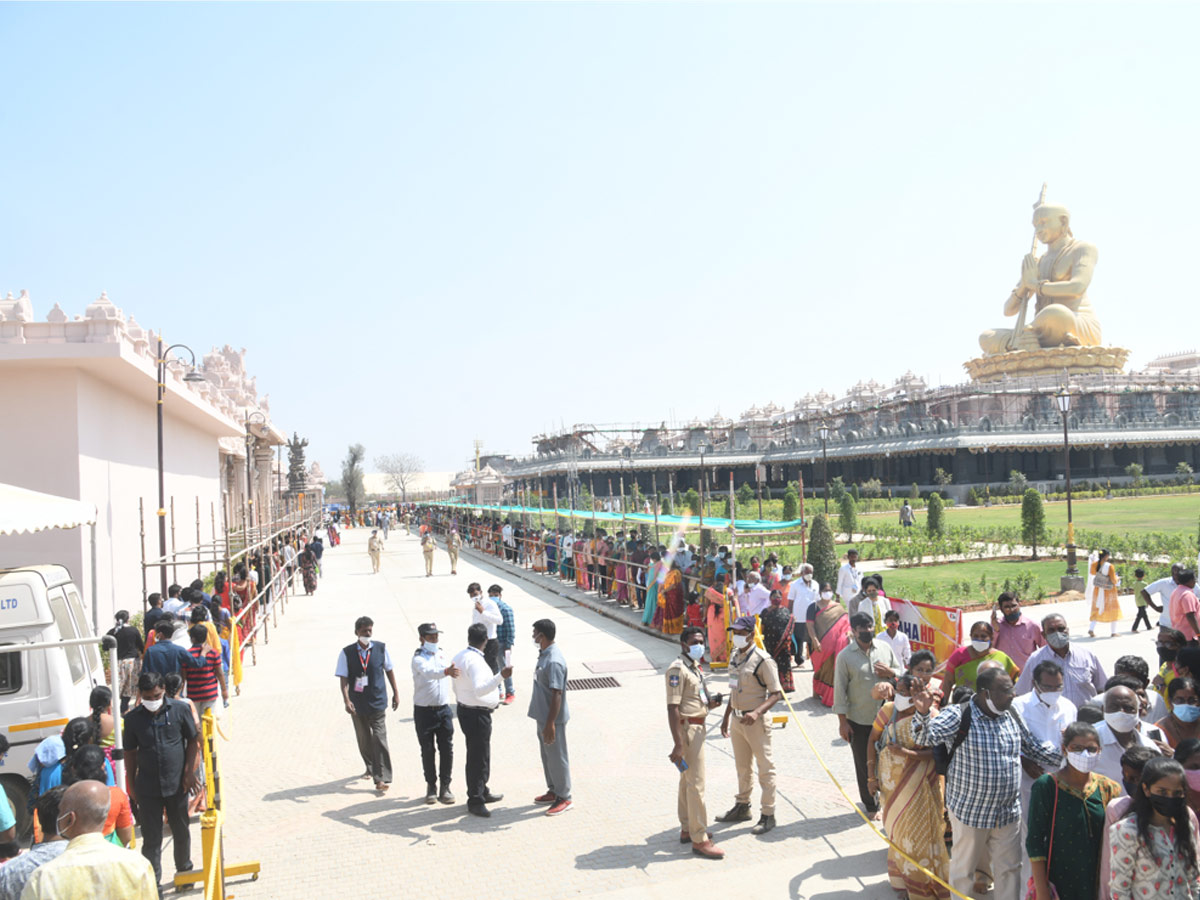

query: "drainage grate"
xmin=566 ymin=676 xmax=620 ymax=691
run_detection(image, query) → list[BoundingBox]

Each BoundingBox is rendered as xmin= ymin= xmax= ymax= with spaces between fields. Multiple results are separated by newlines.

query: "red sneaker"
xmin=546 ymin=799 xmax=572 ymax=816
xmin=504 ymin=693 xmax=515 ymax=705
xmin=534 ymin=792 xmax=556 ymax=804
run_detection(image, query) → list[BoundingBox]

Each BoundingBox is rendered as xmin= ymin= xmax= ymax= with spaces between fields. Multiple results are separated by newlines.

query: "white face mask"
xmin=1104 ymin=710 xmax=1139 ymax=733
xmin=971 ymin=640 xmax=991 ymax=653
xmin=422 ymin=641 xmax=438 ymax=653
xmin=820 ymin=591 xmax=833 ymax=601
xmin=1066 ymin=748 xmax=1100 ymax=773
xmin=1037 ymin=689 xmax=1064 ymax=706
xmin=142 ymin=697 xmax=164 ymax=713
xmin=803 ymin=574 xmax=812 ymax=583
xmin=893 ymin=694 xmax=914 ymax=712
xmin=732 ymin=634 xmax=751 ymax=650
xmin=358 ymin=636 xmax=370 ymax=647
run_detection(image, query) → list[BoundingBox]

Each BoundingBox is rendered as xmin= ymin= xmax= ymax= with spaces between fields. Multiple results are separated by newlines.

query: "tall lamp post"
xmin=156 ymin=339 xmax=205 ymax=597
xmin=1056 ymin=389 xmax=1079 ymax=578
xmin=818 ymin=424 xmax=831 ymax=514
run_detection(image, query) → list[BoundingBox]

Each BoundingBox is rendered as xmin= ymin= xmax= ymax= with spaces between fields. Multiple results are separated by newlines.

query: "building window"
xmin=0 ymin=647 xmax=21 ymax=695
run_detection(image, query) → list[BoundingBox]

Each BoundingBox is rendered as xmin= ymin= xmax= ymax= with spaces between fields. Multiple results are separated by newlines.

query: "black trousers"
xmin=848 ymin=721 xmax=878 ymax=813
xmin=139 ymin=788 xmax=191 ymax=883
xmin=1132 ymin=606 xmax=1153 ymax=632
xmin=457 ymin=704 xmax=493 ymax=805
xmin=483 ymin=638 xmax=500 ymax=674
xmin=414 ymin=704 xmax=454 ymax=788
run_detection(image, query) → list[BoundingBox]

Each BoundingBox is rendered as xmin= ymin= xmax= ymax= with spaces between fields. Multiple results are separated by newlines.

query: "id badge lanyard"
xmin=355 ymin=645 xmax=371 ymax=692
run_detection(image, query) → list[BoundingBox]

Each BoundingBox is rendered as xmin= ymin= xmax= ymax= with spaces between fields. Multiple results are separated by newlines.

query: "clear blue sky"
xmin=3 ymin=2 xmax=1195 ymax=476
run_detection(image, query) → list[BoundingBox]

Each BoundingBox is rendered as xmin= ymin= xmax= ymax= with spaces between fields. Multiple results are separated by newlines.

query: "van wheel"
xmin=0 ymin=775 xmax=32 ymax=840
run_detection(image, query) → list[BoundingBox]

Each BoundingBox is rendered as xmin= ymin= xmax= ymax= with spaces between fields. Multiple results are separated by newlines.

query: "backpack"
xmin=932 ymin=700 xmax=973 ymax=776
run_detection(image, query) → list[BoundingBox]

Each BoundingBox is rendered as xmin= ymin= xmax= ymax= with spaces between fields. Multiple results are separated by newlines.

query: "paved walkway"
xmin=206 ymin=528 xmax=1162 ymax=899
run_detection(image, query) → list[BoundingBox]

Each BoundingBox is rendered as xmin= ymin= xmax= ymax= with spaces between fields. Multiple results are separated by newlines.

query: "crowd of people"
xmin=0 ymin=524 xmax=327 ymax=898
xmin=414 ymin=506 xmax=1200 ymax=899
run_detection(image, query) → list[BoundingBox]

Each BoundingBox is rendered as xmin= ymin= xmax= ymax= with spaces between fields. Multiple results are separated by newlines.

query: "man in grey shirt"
xmin=529 ymin=618 xmax=572 ymax=816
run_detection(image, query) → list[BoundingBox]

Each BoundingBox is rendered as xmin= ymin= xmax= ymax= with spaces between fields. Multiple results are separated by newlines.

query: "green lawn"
xmin=865 ymin=493 xmax=1200 ymax=536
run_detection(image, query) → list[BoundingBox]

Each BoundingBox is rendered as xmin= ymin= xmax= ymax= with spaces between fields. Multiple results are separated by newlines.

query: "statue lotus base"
xmin=963 ymin=346 xmax=1130 ymax=383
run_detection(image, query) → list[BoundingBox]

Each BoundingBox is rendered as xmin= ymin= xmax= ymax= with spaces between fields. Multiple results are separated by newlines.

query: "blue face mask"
xmin=422 ymin=641 xmax=438 ymax=654
xmin=687 ymin=643 xmax=705 ymax=661
xmin=1176 ymin=702 xmax=1200 ymax=723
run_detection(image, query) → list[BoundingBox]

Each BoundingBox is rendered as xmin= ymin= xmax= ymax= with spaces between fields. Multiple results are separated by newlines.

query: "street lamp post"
xmin=156 ymin=337 xmax=204 ymax=597
xmin=818 ymin=424 xmax=831 ymax=514
xmin=1056 ymin=389 xmax=1079 ymax=577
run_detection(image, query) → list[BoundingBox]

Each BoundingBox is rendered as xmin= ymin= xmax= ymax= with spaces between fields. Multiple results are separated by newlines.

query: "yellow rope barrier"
xmin=776 ymin=689 xmax=975 ymax=900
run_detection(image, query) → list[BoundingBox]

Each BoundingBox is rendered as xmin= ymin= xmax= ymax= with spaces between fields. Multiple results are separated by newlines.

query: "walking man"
xmin=667 ymin=626 xmax=725 ymax=859
xmin=529 ymin=618 xmax=572 ymax=816
xmin=494 ymin=586 xmax=517 ymax=705
xmin=421 ymin=530 xmax=436 ymax=577
xmin=123 ymin=671 xmax=200 ymax=887
xmin=367 ymin=529 xmax=383 ymax=574
xmin=411 ymin=623 xmax=459 ymax=805
xmin=452 ymin=623 xmax=514 ymax=818
xmin=335 ymin=616 xmax=399 ymax=792
xmin=836 ymin=549 xmax=863 ymax=607
xmin=447 ymin=528 xmax=461 ymax=575
xmin=716 ymin=616 xmax=782 ymax=835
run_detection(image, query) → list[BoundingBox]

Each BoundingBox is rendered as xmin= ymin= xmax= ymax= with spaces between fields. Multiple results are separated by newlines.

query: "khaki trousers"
xmin=423 ymin=551 xmax=434 ymax=575
xmin=677 ymin=722 xmax=708 ymax=843
xmin=730 ymin=714 xmax=776 ymax=814
xmin=448 ymin=548 xmax=458 ymax=572
xmin=369 ymin=550 xmax=381 ymax=573
xmin=948 ymin=812 xmax=1021 ymax=900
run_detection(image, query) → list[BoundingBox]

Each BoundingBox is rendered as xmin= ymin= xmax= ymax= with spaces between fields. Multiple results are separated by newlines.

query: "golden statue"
xmin=979 ymin=196 xmax=1101 ymax=356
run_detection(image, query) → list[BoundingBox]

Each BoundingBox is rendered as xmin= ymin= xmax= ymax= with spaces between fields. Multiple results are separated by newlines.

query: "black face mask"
xmin=1158 ymin=646 xmax=1179 ymax=664
xmin=1149 ymin=794 xmax=1186 ymax=819
xmin=857 ymin=630 xmax=875 ymax=645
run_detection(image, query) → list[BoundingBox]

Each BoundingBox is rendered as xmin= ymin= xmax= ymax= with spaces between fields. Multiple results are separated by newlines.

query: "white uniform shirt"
xmin=472 ymin=596 xmax=503 ymax=640
xmin=562 ymin=535 xmax=574 ymax=559
xmin=740 ymin=584 xmax=771 ymax=617
xmin=836 ymin=562 xmax=862 ymax=604
xmin=411 ymin=644 xmax=453 ymax=707
xmin=788 ymin=577 xmax=820 ymax=620
xmin=877 ymin=628 xmax=912 ymax=668
xmin=451 ymin=646 xmax=505 ymax=709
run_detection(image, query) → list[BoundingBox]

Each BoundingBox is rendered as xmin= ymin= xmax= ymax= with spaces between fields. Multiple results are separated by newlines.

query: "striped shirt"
xmin=185 ymin=646 xmax=223 ymax=702
xmin=495 ymin=598 xmax=516 ymax=649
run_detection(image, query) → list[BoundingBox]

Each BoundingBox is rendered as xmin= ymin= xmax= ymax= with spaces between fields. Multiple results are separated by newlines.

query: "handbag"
xmin=1023 ymin=778 xmax=1060 ymax=900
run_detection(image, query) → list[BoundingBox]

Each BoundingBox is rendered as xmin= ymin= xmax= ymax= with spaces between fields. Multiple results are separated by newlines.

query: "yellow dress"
xmin=1089 ymin=559 xmax=1121 ymax=623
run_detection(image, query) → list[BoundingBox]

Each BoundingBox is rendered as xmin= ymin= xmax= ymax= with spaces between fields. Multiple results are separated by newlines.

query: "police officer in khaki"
xmin=367 ymin=529 xmax=384 ymax=574
xmin=446 ymin=529 xmax=461 ymax=575
xmin=716 ymin=615 xmax=783 ymax=835
xmin=667 ymin=625 xmax=725 ymax=860
xmin=421 ymin=530 xmax=436 ymax=577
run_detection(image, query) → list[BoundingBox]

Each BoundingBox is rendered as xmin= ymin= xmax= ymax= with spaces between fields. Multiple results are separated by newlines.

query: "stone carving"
xmin=979 ymin=196 xmax=1100 ymax=356
xmin=964 ymin=346 xmax=1130 ymax=383
xmin=287 ymin=433 xmax=309 ymax=493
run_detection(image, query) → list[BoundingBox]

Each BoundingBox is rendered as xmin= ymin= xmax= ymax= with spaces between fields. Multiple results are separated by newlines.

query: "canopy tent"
xmin=425 ymin=500 xmax=803 ymax=532
xmin=0 ymin=482 xmax=100 ymax=629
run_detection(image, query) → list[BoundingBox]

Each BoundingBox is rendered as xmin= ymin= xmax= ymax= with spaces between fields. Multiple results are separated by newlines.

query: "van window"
xmin=65 ymin=589 xmax=99 ymax=675
xmin=47 ymin=592 xmax=87 ymax=684
xmin=0 ymin=646 xmax=21 ymax=695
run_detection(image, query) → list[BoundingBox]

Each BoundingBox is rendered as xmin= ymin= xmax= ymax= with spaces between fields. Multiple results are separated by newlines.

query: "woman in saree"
xmin=1087 ymin=548 xmax=1121 ymax=637
xmin=614 ymin=547 xmax=630 ymax=606
xmin=760 ymin=589 xmax=797 ymax=692
xmin=642 ymin=551 xmax=664 ymax=627
xmin=575 ymin=536 xmax=590 ymax=590
xmin=808 ymin=583 xmax=850 ymax=707
xmin=866 ymin=674 xmax=950 ymax=900
xmin=297 ymin=546 xmax=318 ymax=596
xmin=532 ymin=531 xmax=548 ymax=573
xmin=658 ymin=561 xmax=686 ymax=635
xmin=546 ymin=532 xmax=558 ymax=574
xmin=703 ymin=574 xmax=733 ymax=664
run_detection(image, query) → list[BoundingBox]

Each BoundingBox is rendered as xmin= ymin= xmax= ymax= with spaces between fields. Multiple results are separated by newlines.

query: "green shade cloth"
xmin=425 ymin=500 xmax=804 ymax=532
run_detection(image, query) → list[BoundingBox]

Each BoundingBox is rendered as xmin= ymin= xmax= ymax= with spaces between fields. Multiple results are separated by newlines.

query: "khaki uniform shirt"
xmin=666 ymin=653 xmax=710 ymax=718
xmin=728 ymin=646 xmax=782 ymax=712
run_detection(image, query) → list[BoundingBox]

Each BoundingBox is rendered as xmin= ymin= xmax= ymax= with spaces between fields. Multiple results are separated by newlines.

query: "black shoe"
xmin=715 ymin=802 xmax=752 ymax=823
xmin=481 ymin=792 xmax=504 ymax=804
xmin=438 ymin=786 xmax=455 ymax=805
xmin=425 ymin=785 xmax=437 ymax=805
xmin=467 ymin=803 xmax=491 ymax=818
xmin=751 ymin=814 xmax=776 ymax=835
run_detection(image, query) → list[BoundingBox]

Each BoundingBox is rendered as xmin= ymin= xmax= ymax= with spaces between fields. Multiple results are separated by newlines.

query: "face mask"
xmin=358 ymin=636 xmax=370 ymax=647
xmin=422 ymin=641 xmax=438 ymax=653
xmin=687 ymin=643 xmax=705 ymax=661
xmin=856 ymin=630 xmax=875 ymax=646
xmin=1176 ymin=703 xmax=1200 ymax=723
xmin=971 ymin=640 xmax=990 ymax=653
xmin=893 ymin=695 xmax=914 ymax=712
xmin=1186 ymin=770 xmax=1200 ymax=792
xmin=1046 ymin=631 xmax=1070 ymax=650
xmin=732 ymin=634 xmax=751 ymax=650
xmin=1104 ymin=710 xmax=1139 ymax=733
xmin=1149 ymin=794 xmax=1186 ymax=819
xmin=1004 ymin=611 xmax=1020 ymax=623
xmin=1066 ymin=748 xmax=1100 ymax=773
xmin=56 ymin=812 xmax=74 ymax=836
xmin=1037 ymin=689 xmax=1064 ymax=707
xmin=821 ymin=591 xmax=833 ymax=601
xmin=983 ymin=695 xmax=1005 ymax=716
xmin=803 ymin=574 xmax=812 ymax=583
xmin=1159 ymin=646 xmax=1179 ymax=664
xmin=142 ymin=697 xmax=164 ymax=713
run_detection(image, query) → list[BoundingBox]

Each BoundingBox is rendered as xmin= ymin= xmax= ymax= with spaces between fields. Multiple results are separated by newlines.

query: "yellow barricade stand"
xmin=172 ymin=709 xmax=260 ymax=897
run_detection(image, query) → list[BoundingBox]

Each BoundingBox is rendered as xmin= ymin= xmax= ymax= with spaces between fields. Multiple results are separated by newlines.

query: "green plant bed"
xmin=933 ymin=493 xmax=1199 ymax=535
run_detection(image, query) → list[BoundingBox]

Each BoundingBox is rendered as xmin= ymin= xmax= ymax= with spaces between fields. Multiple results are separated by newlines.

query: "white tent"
xmin=0 ymin=482 xmax=99 ymax=628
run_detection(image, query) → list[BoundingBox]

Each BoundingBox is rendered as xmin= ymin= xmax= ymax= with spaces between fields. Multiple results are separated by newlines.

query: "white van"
xmin=0 ymin=564 xmax=105 ymax=834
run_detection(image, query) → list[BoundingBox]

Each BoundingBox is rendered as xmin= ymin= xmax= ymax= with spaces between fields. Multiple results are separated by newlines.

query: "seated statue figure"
xmin=979 ymin=203 xmax=1101 ymax=355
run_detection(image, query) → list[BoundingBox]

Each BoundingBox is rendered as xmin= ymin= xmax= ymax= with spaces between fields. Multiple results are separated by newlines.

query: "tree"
xmin=809 ymin=513 xmax=838 ymax=589
xmin=374 ymin=452 xmax=423 ymax=503
xmin=1125 ymin=462 xmax=1145 ymax=494
xmin=1021 ymin=488 xmax=1046 ymax=560
xmin=838 ymin=492 xmax=858 ymax=543
xmin=683 ymin=488 xmax=701 ymax=517
xmin=1176 ymin=461 xmax=1194 ymax=485
xmin=1009 ymin=470 xmax=1029 ymax=495
xmin=341 ymin=443 xmax=366 ymax=515
xmin=926 ymin=492 xmax=945 ymax=537
xmin=829 ymin=476 xmax=847 ymax=502
xmin=909 ymin=482 xmax=920 ymax=500
xmin=736 ymin=482 xmax=754 ymax=505
xmin=933 ymin=467 xmax=953 ymax=487
xmin=860 ymin=478 xmax=882 ymax=498
xmin=782 ymin=487 xmax=799 ymax=522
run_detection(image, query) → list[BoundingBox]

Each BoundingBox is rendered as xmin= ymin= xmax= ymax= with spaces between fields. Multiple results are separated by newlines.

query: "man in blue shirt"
xmin=141 ymin=621 xmax=201 ymax=677
xmin=529 ymin=618 xmax=571 ymax=816
xmin=492 ymin=587 xmax=516 ymax=705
